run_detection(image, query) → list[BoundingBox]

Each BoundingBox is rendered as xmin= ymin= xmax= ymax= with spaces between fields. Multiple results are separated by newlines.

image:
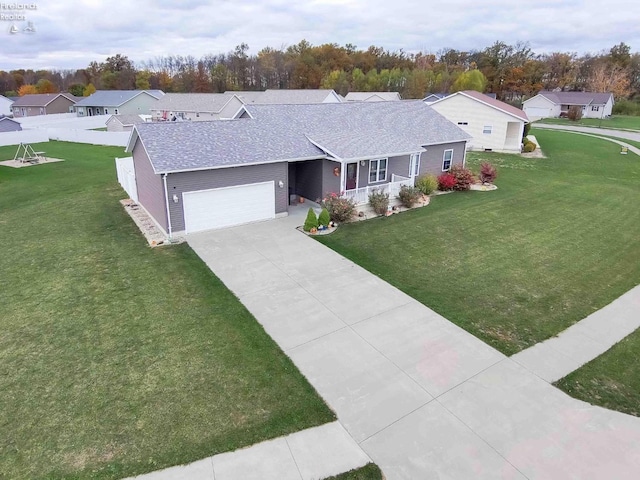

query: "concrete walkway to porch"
xmin=187 ymin=207 xmax=640 ymax=480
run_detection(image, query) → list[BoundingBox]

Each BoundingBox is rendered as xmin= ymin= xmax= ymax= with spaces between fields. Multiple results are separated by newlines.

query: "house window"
xmin=483 ymin=125 xmax=492 ymax=134
xmin=409 ymin=153 xmax=421 ymax=177
xmin=369 ymin=158 xmax=387 ymax=183
xmin=39 ymin=107 xmax=44 ymax=115
xmin=442 ymin=149 xmax=453 ymax=171
xmin=457 ymin=121 xmax=468 ymax=125
xmin=591 ymin=105 xmax=600 ymax=111
xmin=196 ymin=112 xmax=200 ymax=117
xmin=114 ymin=109 xmax=119 ymax=114
xmin=105 ymin=109 xmax=109 ymax=114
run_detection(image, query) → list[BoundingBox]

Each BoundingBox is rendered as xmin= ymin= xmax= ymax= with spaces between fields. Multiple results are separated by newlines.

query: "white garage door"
xmin=183 ymin=181 xmax=275 ymax=233
xmin=525 ymin=107 xmax=551 ymax=119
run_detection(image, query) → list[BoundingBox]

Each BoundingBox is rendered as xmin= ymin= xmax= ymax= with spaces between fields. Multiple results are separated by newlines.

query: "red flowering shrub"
xmin=437 ymin=172 xmax=457 ymax=191
xmin=450 ymin=164 xmax=474 ymax=191
xmin=322 ymin=192 xmax=356 ymax=223
xmin=479 ymin=162 xmax=497 ymax=184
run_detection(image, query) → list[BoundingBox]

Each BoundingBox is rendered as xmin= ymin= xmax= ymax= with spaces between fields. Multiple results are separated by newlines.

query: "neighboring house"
xmin=228 ymin=89 xmax=343 ymax=104
xmin=0 ymin=95 xmax=14 ymax=116
xmin=11 ymin=93 xmax=79 ymax=117
xmin=106 ymin=114 xmax=145 ymax=132
xmin=422 ymin=93 xmax=447 ymax=105
xmin=430 ymin=90 xmax=529 ymax=153
xmin=74 ymin=90 xmax=164 ymax=117
xmin=344 ymin=92 xmax=402 ymax=102
xmin=523 ymin=91 xmax=614 ymax=120
xmin=150 ymin=93 xmax=244 ymax=121
xmin=125 ymin=101 xmax=470 ymax=236
xmin=0 ymin=117 xmax=22 ymax=132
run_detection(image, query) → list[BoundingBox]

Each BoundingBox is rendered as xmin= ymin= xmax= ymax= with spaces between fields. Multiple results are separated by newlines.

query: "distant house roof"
xmin=345 ymin=92 xmax=402 ymax=102
xmin=228 ymin=89 xmax=342 ymax=104
xmin=536 ymin=91 xmax=613 ymax=106
xmin=0 ymin=116 xmax=22 ymax=132
xmin=436 ymin=90 xmax=529 ymax=122
xmin=107 ymin=114 xmax=144 ymax=126
xmin=422 ymin=93 xmax=447 ymax=103
xmin=0 ymin=95 xmax=14 ymax=104
xmin=151 ymin=93 xmax=239 ymax=113
xmin=75 ymin=90 xmax=164 ymax=107
xmin=12 ymin=93 xmax=80 ymax=107
xmin=128 ymin=100 xmax=470 ymax=174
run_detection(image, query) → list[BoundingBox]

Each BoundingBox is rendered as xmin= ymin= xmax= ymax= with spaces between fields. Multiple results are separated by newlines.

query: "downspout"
xmin=162 ymin=173 xmax=173 ymax=242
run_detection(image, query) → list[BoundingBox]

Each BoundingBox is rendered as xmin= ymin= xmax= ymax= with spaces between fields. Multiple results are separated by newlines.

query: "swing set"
xmin=13 ymin=143 xmax=46 ymax=163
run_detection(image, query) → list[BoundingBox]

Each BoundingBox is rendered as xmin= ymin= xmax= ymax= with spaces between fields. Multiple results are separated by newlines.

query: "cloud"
xmin=0 ymin=0 xmax=637 ymax=70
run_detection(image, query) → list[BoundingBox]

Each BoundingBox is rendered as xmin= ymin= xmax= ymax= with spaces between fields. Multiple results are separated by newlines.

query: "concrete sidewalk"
xmin=187 ymin=210 xmax=640 ymax=479
xmin=126 ymin=422 xmax=370 ymax=480
xmin=512 ymin=285 xmax=640 ymax=382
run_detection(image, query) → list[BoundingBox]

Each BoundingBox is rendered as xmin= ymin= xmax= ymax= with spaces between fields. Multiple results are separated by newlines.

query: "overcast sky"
xmin=1 ymin=0 xmax=638 ymax=71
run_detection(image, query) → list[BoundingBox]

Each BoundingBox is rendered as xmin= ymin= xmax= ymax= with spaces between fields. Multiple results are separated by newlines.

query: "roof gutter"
xmin=162 ymin=173 xmax=173 ymax=242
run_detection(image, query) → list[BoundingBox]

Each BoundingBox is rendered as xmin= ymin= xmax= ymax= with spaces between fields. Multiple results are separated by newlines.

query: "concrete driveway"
xmin=188 ymin=208 xmax=640 ymax=479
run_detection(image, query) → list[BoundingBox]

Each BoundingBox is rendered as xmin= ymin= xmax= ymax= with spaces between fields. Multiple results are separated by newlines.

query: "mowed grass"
xmin=536 ymin=115 xmax=640 ymax=131
xmin=555 ymin=328 xmax=640 ymax=417
xmin=0 ymin=142 xmax=334 ymax=479
xmin=317 ymin=130 xmax=640 ymax=355
xmin=325 ymin=463 xmax=383 ymax=480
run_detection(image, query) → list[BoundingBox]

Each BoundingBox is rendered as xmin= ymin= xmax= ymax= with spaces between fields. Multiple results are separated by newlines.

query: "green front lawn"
xmin=0 ymin=142 xmax=334 ymax=479
xmin=535 ymin=115 xmax=640 ymax=131
xmin=555 ymin=329 xmax=640 ymax=417
xmin=317 ymin=130 xmax=640 ymax=355
xmin=325 ymin=463 xmax=384 ymax=480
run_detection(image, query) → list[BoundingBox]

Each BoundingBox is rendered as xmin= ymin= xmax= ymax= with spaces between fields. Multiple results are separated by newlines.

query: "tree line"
xmin=2 ymin=40 xmax=639 ymax=109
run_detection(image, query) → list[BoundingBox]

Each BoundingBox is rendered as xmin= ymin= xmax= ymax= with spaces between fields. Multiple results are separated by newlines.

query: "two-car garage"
xmin=182 ymin=181 xmax=276 ymax=233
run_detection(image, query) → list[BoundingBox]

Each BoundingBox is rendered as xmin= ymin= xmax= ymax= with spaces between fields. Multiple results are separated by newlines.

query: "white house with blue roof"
xmin=74 ymin=90 xmax=164 ymax=117
xmin=123 ymin=101 xmax=470 ymax=237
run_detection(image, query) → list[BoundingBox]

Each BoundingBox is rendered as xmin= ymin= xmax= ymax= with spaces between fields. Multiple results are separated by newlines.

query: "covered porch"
xmin=342 ymin=174 xmax=414 ymax=205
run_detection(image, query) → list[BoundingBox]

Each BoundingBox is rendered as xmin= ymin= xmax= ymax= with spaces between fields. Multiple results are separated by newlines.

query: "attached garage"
xmin=183 ymin=182 xmax=276 ymax=233
xmin=524 ymin=106 xmax=551 ymax=119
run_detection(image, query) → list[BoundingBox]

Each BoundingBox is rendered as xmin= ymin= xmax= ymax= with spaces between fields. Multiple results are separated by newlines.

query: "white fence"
xmin=46 ymin=128 xmax=130 ymax=147
xmin=115 ymin=157 xmax=138 ymax=202
xmin=0 ymin=129 xmax=49 ymax=147
xmin=17 ymin=114 xmax=111 ymax=130
xmin=343 ymin=174 xmax=414 ymax=205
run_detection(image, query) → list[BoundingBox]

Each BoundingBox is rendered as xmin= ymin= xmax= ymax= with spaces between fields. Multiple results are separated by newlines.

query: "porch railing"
xmin=342 ymin=174 xmax=414 ymax=205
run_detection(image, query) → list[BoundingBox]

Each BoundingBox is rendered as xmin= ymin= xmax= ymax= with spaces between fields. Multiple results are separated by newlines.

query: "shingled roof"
xmin=537 ymin=91 xmax=613 ymax=106
xmin=152 ymin=93 xmax=239 ymax=113
xmin=75 ymin=90 xmax=163 ymax=107
xmin=229 ymin=89 xmax=342 ymax=104
xmin=129 ymin=100 xmax=470 ymax=174
xmin=12 ymin=93 xmax=79 ymax=107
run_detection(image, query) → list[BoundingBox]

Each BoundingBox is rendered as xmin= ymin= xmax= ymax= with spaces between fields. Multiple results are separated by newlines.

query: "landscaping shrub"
xmin=567 ymin=105 xmax=583 ymax=121
xmin=303 ymin=207 xmax=318 ymax=232
xmin=523 ymin=141 xmax=537 ymax=152
xmin=437 ymin=172 xmax=457 ymax=191
xmin=321 ymin=192 xmax=356 ymax=223
xmin=368 ymin=189 xmax=390 ymax=215
xmin=613 ymin=99 xmax=640 ymax=116
xmin=450 ymin=164 xmax=475 ymax=191
xmin=318 ymin=207 xmax=330 ymax=227
xmin=397 ymin=185 xmax=422 ymax=208
xmin=415 ymin=174 xmax=438 ymax=195
xmin=479 ymin=162 xmax=497 ymax=184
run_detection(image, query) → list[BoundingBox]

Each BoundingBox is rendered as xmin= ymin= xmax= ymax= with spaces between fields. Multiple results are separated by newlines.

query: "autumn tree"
xmin=587 ymin=62 xmax=631 ymax=98
xmin=83 ymin=83 xmax=96 ymax=96
xmin=18 ymin=84 xmax=38 ymax=96
xmin=450 ymin=69 xmax=487 ymax=93
xmin=36 ymin=78 xmax=58 ymax=93
xmin=67 ymin=83 xmax=85 ymax=96
xmin=135 ymin=70 xmax=151 ymax=90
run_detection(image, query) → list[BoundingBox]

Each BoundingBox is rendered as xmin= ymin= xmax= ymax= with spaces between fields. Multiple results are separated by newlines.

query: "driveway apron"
xmin=188 ymin=213 xmax=640 ymax=480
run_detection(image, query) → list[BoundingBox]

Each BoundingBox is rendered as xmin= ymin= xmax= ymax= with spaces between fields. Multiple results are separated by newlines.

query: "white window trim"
xmin=442 ymin=149 xmax=453 ymax=171
xmin=483 ymin=125 xmax=492 ymax=134
xmin=369 ymin=158 xmax=388 ymax=183
xmin=591 ymin=105 xmax=600 ymax=111
xmin=409 ymin=153 xmax=421 ymax=177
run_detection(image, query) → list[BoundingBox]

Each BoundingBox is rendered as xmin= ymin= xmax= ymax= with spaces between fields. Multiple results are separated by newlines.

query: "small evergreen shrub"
xmin=567 ymin=105 xmax=583 ymax=121
xmin=523 ymin=141 xmax=537 ymax=152
xmin=397 ymin=185 xmax=422 ymax=208
xmin=303 ymin=207 xmax=318 ymax=232
xmin=450 ymin=164 xmax=474 ymax=191
xmin=368 ymin=189 xmax=390 ymax=215
xmin=318 ymin=207 xmax=330 ymax=227
xmin=415 ymin=174 xmax=438 ymax=195
xmin=479 ymin=162 xmax=497 ymax=184
xmin=437 ymin=172 xmax=457 ymax=191
xmin=321 ymin=192 xmax=356 ymax=223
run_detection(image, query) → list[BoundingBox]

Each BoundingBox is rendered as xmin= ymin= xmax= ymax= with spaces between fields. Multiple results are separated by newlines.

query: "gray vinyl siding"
xmin=132 ymin=140 xmax=168 ymax=232
xmin=0 ymin=119 xmax=21 ymax=132
xmin=219 ymin=97 xmax=244 ymax=119
xmin=357 ymin=154 xmax=411 ymax=188
xmin=420 ymin=141 xmax=467 ymax=175
xmin=166 ymin=162 xmax=288 ymax=232
xmin=291 ymin=159 xmax=340 ymax=202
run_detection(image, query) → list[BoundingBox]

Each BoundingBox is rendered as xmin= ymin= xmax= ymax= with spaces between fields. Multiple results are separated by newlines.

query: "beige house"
xmin=12 ymin=93 xmax=79 ymax=117
xmin=150 ymin=93 xmax=244 ymax=122
xmin=429 ymin=90 xmax=529 ymax=153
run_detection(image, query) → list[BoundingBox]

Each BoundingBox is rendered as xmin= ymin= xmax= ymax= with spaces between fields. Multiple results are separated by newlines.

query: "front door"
xmin=346 ymin=162 xmax=358 ymax=190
